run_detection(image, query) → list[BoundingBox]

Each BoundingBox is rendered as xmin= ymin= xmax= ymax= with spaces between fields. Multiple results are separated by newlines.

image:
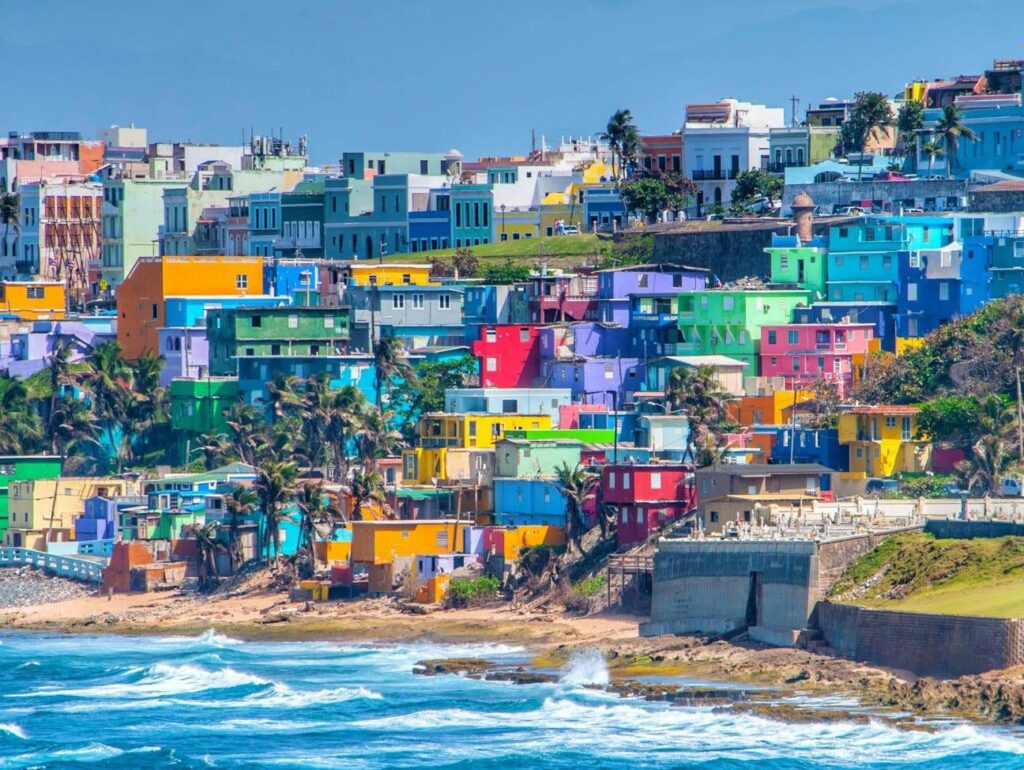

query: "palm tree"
xmin=968 ymin=434 xmax=1013 ymax=497
xmin=0 ymin=192 xmax=19 ymax=264
xmin=896 ymin=100 xmax=924 ymax=167
xmin=599 ymin=109 xmax=639 ymax=181
xmin=1007 ymin=311 xmax=1024 ymax=459
xmin=48 ymin=396 xmax=98 ymax=466
xmin=294 ymin=481 xmax=339 ymax=574
xmin=843 ymin=92 xmax=893 ymax=181
xmin=921 ymin=139 xmax=943 ymax=176
xmin=0 ymin=376 xmax=44 ymax=453
xmin=934 ymin=104 xmax=977 ymax=177
xmin=190 ymin=521 xmax=225 ymax=590
xmin=299 ymin=374 xmax=333 ymax=473
xmin=664 ymin=364 xmax=728 ymax=460
xmin=227 ymin=401 xmax=267 ymax=466
xmin=554 ymin=461 xmax=600 ymax=557
xmin=356 ymin=407 xmax=403 ymax=466
xmin=195 ymin=432 xmax=234 ymax=471
xmin=326 ymin=385 xmax=366 ymax=480
xmin=347 ymin=468 xmax=386 ymax=522
xmin=266 ymin=373 xmax=302 ymax=421
xmin=125 ymin=351 xmax=166 ymax=466
xmin=254 ymin=460 xmax=298 ymax=561
xmin=224 ymin=485 xmax=258 ymax=571
xmin=83 ymin=341 xmax=132 ymax=471
xmin=372 ymin=335 xmax=415 ymax=410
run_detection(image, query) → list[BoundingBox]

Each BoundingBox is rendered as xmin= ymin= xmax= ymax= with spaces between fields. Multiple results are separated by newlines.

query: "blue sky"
xmin=4 ymin=0 xmax=1021 ymax=163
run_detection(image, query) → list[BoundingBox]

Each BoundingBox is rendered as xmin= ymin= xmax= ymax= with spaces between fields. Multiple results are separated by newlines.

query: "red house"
xmin=471 ymin=324 xmax=541 ymax=387
xmin=602 ymin=463 xmax=696 ymax=547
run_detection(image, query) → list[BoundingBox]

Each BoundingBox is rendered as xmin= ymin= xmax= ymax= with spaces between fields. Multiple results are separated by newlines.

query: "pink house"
xmin=759 ymin=322 xmax=873 ymax=397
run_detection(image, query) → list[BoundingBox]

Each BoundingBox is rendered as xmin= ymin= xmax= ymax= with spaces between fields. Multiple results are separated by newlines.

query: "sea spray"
xmin=560 ymin=648 xmax=610 ymax=686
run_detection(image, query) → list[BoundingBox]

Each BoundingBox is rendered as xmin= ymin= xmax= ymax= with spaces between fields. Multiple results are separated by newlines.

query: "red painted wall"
xmin=471 ymin=324 xmax=541 ymax=387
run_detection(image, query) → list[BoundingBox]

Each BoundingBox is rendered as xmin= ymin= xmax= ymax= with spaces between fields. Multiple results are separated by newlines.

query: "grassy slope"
xmin=829 ymin=532 xmax=1024 ymax=618
xmin=384 ymin=233 xmax=612 ymax=266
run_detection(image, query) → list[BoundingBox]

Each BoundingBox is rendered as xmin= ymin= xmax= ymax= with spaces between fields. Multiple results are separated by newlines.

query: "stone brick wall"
xmin=816 ymin=601 xmax=1024 ymax=677
xmin=650 ymin=227 xmax=783 ymax=282
xmin=969 ymin=189 xmax=1024 ymax=213
xmin=817 ymin=526 xmax=923 ymax=587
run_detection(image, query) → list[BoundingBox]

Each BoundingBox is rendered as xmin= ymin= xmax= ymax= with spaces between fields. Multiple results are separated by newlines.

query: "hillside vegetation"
xmin=829 ymin=532 xmax=1024 ymax=618
xmin=385 ymin=233 xmax=612 ymax=265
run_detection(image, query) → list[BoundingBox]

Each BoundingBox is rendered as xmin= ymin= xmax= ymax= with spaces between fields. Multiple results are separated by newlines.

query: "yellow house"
xmin=347 ymin=263 xmax=433 ymax=287
xmin=499 ymin=525 xmax=566 ymax=560
xmin=418 ymin=413 xmax=553 ymax=450
xmin=0 ymin=281 xmax=67 ymax=320
xmin=351 ymin=519 xmax=469 ymax=566
xmin=495 ymin=209 xmax=541 ymax=242
xmin=4 ymin=477 xmax=139 ymax=550
xmin=838 ymin=406 xmax=931 ymax=479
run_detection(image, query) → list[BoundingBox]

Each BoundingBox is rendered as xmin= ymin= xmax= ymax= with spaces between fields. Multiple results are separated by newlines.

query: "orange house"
xmin=116 ymin=255 xmax=264 ymax=360
xmin=0 ymin=280 xmax=67 ymax=320
xmin=727 ymin=390 xmax=813 ymax=428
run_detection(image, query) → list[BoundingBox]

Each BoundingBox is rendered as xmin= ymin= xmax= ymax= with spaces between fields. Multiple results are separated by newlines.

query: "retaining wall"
xmin=925 ymin=519 xmax=1024 ymax=539
xmin=815 ymin=601 xmax=1024 ymax=677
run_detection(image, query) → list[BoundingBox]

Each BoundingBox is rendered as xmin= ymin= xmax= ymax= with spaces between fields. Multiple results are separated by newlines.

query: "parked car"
xmin=865 ymin=478 xmax=899 ymax=496
xmin=559 ymin=225 xmax=580 ymax=236
xmin=834 ymin=206 xmax=864 ymax=216
xmin=942 ymin=482 xmax=967 ymax=497
xmin=1000 ymin=478 xmax=1022 ymax=497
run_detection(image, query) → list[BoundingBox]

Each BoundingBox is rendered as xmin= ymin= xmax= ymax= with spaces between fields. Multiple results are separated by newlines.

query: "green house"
xmin=767 ymin=243 xmax=828 ymax=299
xmin=494 ymin=438 xmax=583 ymax=478
xmin=675 ymin=289 xmax=811 ymax=372
xmin=169 ymin=378 xmax=240 ymax=465
xmin=0 ymin=456 xmax=62 ymax=537
xmin=207 ymin=305 xmax=352 ymax=376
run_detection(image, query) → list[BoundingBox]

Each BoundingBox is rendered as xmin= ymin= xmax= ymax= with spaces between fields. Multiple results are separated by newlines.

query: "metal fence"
xmin=0 ymin=547 xmax=105 ymax=583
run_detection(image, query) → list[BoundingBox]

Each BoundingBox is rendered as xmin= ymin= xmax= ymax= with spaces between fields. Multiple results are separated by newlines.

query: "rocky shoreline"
xmin=0 ymin=567 xmax=95 ymax=609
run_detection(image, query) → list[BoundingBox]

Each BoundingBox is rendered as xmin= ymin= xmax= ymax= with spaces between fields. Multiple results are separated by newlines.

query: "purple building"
xmin=597 ymin=265 xmax=710 ymax=327
xmin=0 ymin=319 xmax=114 ymax=378
xmin=539 ymin=322 xmax=630 ymax=360
xmin=543 ymin=356 xmax=643 ymax=408
xmin=74 ymin=496 xmax=118 ymax=541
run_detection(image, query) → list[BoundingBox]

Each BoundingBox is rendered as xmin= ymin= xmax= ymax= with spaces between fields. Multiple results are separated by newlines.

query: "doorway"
xmin=745 ymin=571 xmax=763 ymax=627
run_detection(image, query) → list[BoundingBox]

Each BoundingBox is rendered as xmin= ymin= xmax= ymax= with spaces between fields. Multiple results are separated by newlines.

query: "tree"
xmin=347 ymin=468 xmax=386 ymax=522
xmin=355 ymin=407 xmax=403 ymax=466
xmin=481 ymin=259 xmax=531 ymax=285
xmin=664 ymin=365 xmax=728 ymax=460
xmin=195 ymin=432 xmax=234 ymax=471
xmin=226 ymin=402 xmax=270 ymax=466
xmin=968 ymin=434 xmax=1013 ymax=497
xmin=254 ymin=460 xmax=298 ymax=561
xmin=266 ymin=373 xmax=302 ymax=422
xmin=599 ymin=109 xmax=640 ymax=180
xmin=0 ymin=192 xmax=19 ymax=263
xmin=921 ymin=138 xmax=943 ymax=176
xmin=452 ymin=248 xmax=479 ymax=277
xmin=730 ymin=170 xmax=783 ymax=213
xmin=224 ymin=485 xmax=258 ymax=571
xmin=554 ymin=462 xmax=600 ymax=557
xmin=838 ymin=92 xmax=894 ymax=181
xmin=392 ymin=356 xmax=477 ymax=440
xmin=83 ymin=341 xmax=132 ymax=471
xmin=189 ymin=521 xmax=225 ymax=590
xmin=294 ymin=482 xmax=339 ymax=575
xmin=619 ymin=177 xmax=683 ymax=223
xmin=325 ymin=385 xmax=367 ymax=481
xmin=372 ymin=334 xmax=416 ymax=409
xmin=934 ymin=104 xmax=977 ymax=177
xmin=48 ymin=396 xmax=98 ymax=466
xmin=896 ymin=100 xmax=925 ymax=166
xmin=803 ymin=380 xmax=841 ymax=430
xmin=0 ymin=376 xmax=44 ymax=454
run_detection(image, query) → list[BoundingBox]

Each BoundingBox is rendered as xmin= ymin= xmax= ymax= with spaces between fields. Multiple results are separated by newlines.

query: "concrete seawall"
xmin=815 ymin=602 xmax=1024 ymax=677
xmin=925 ymin=519 xmax=1024 ymax=539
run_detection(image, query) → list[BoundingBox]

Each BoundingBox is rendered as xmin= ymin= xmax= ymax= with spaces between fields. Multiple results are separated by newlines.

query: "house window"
xmin=767 ymin=331 xmax=777 ymax=344
xmin=486 ymin=357 xmax=497 ymax=372
xmin=412 ymin=293 xmax=424 ymax=309
xmin=901 ymin=416 xmax=912 ymax=441
xmin=251 ymin=315 xmax=262 ymax=328
xmin=792 ymin=358 xmax=800 ymax=372
xmin=235 ymin=274 xmax=248 ymax=289
xmin=486 ymin=329 xmax=497 ymax=343
xmin=288 ymin=315 xmax=298 ymax=328
xmin=623 ymin=473 xmax=630 ymax=490
xmin=604 ymin=364 xmax=614 ymax=379
xmin=907 ymin=283 xmax=918 ymax=301
xmin=439 ymin=294 xmax=451 ymax=309
xmin=787 ymin=330 xmax=799 ymax=344
xmin=324 ymin=316 xmax=335 ymax=329
xmin=650 ymin=472 xmax=662 ymax=490
xmin=402 ymin=274 xmax=411 ymax=284
xmin=1015 ymin=241 xmax=1024 ymax=259
xmin=271 ymin=344 xmax=281 ymax=355
xmin=608 ymin=473 xmax=616 ymax=489
xmin=939 ymin=283 xmax=950 ymax=301
xmin=26 ymin=286 xmax=44 ymax=299
xmin=393 ymin=294 xmax=405 ymax=309
xmin=885 ymin=416 xmax=897 ymax=428
xmin=519 ymin=328 xmax=530 ymax=342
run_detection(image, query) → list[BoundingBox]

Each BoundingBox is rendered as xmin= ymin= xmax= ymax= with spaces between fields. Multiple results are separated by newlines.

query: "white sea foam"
xmin=242 ymin=682 xmax=382 ymax=709
xmin=23 ymin=663 xmax=269 ymax=700
xmin=0 ymin=722 xmax=26 ymax=739
xmin=559 ymin=648 xmax=610 ymax=686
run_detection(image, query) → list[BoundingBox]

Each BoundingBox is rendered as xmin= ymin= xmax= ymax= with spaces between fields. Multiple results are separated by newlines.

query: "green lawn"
xmin=385 ymin=233 xmax=613 ymax=265
xmin=831 ymin=532 xmax=1024 ymax=618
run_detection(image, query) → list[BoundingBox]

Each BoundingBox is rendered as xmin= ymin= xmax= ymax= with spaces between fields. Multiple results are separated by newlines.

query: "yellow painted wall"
xmin=839 ymin=411 xmax=930 ymax=478
xmin=0 ymin=282 xmax=67 ymax=320
xmin=351 ymin=520 xmax=468 ymax=565
xmin=316 ymin=540 xmax=352 ymax=564
xmin=501 ymin=525 xmax=566 ymax=560
xmin=895 ymin=337 xmax=925 ymax=356
xmin=496 ymin=211 xmax=541 ymax=241
xmin=540 ymin=203 xmax=584 ymax=232
xmin=402 ymin=447 xmax=495 ymax=485
xmin=419 ymin=413 xmax=553 ymax=449
xmin=349 ymin=264 xmax=433 ymax=286
xmin=4 ymin=477 xmax=138 ymax=549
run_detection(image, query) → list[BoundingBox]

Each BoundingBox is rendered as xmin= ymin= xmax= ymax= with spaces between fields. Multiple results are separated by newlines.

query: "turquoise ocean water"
xmin=0 ymin=630 xmax=1022 ymax=769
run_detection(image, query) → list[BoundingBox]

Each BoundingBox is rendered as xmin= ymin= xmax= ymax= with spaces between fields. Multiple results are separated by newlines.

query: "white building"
xmin=683 ymin=99 xmax=785 ymax=213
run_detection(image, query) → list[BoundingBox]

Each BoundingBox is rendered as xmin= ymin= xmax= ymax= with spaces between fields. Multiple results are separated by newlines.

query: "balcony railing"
xmin=691 ymin=169 xmax=740 ymax=181
xmin=764 ymin=161 xmax=808 ymax=173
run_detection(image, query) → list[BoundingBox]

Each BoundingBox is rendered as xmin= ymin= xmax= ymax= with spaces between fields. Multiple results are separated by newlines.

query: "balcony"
xmin=691 ymin=169 xmax=740 ymax=181
xmin=764 ymin=161 xmax=808 ymax=173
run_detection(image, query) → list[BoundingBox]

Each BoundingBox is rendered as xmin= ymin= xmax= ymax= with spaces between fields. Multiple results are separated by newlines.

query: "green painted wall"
xmin=170 ymin=378 xmax=240 ymax=465
xmin=768 ymin=246 xmax=828 ymax=298
xmin=504 ymin=429 xmax=615 ymax=443
xmin=495 ymin=440 xmax=583 ymax=478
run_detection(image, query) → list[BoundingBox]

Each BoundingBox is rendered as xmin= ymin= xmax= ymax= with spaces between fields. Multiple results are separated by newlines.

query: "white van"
xmin=1000 ymin=478 xmax=1022 ymax=497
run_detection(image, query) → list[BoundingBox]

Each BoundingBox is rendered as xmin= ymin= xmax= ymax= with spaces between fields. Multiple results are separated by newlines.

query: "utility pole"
xmin=790 ymin=95 xmax=801 ymax=128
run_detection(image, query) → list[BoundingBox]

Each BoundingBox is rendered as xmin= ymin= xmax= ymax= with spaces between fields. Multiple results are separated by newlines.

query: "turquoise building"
xmin=450 ymin=184 xmax=494 ymax=248
xmin=826 ymin=216 xmax=953 ymax=303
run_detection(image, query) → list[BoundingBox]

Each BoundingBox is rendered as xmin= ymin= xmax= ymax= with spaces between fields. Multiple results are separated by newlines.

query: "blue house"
xmin=578 ymin=410 xmax=638 ymax=445
xmin=237 ymin=354 xmax=379 ymax=412
xmin=896 ymin=242 xmax=989 ymax=338
xmin=263 ymin=258 xmax=321 ymax=305
xmin=920 ymin=97 xmax=1024 ymax=179
xmin=494 ymin=478 xmax=566 ymax=526
xmin=583 ymin=187 xmax=626 ymax=231
xmin=409 ymin=210 xmax=451 ymax=254
xmin=248 ymin=192 xmax=282 ymax=257
xmin=770 ymin=428 xmax=848 ymax=471
xmin=826 ymin=216 xmax=953 ymax=304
